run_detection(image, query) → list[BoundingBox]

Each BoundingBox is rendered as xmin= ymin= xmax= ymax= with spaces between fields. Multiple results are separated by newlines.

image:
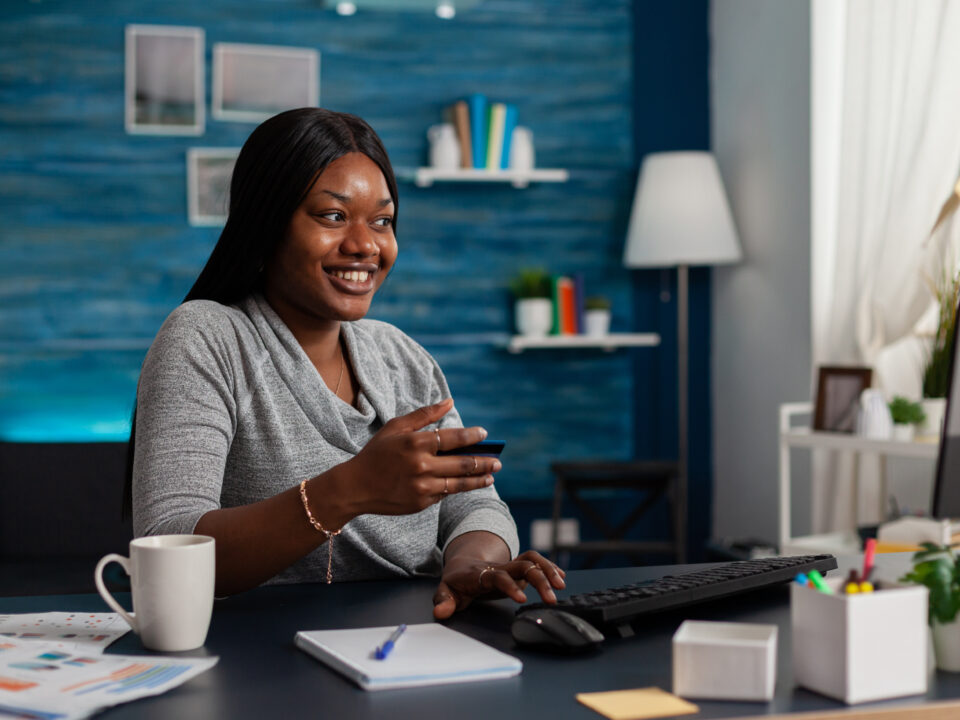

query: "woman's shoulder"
xmin=153 ymin=300 xmax=257 ymax=353
xmin=349 ymin=319 xmax=435 ymax=367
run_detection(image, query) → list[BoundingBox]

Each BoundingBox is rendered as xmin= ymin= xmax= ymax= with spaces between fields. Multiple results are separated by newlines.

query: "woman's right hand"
xmin=344 ymin=398 xmax=501 ymax=516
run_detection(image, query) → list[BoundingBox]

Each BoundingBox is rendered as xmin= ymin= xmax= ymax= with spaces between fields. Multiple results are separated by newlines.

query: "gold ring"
xmin=435 ymin=427 xmax=441 ymax=453
xmin=478 ymin=565 xmax=496 ymax=588
xmin=472 ymin=457 xmax=479 ymax=474
xmin=523 ymin=563 xmax=540 ymax=580
xmin=443 ymin=478 xmax=449 ymax=495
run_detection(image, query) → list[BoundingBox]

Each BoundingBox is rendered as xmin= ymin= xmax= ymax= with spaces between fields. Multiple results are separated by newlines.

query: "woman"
xmin=130 ymin=108 xmax=564 ymax=619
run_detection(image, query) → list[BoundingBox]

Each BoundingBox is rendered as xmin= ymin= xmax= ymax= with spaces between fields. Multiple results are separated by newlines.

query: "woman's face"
xmin=265 ymin=152 xmax=397 ymax=325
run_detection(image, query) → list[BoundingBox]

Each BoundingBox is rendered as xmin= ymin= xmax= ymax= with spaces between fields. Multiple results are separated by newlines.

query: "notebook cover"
xmin=295 ymin=624 xmax=522 ymax=691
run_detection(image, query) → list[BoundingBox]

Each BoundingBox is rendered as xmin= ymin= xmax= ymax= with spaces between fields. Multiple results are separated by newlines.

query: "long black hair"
xmin=122 ymin=108 xmax=399 ymax=519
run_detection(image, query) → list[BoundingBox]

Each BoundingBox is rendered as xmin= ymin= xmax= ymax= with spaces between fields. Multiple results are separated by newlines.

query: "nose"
xmin=340 ymin=221 xmax=379 ymax=258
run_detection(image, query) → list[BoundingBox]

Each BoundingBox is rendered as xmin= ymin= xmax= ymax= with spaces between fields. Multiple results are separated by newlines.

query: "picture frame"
xmin=187 ymin=148 xmax=240 ymax=226
xmin=813 ymin=366 xmax=873 ymax=433
xmin=125 ymin=24 xmax=204 ymax=135
xmin=212 ymin=43 xmax=319 ymax=123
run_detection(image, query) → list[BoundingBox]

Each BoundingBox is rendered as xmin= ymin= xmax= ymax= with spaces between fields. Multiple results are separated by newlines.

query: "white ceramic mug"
xmin=95 ymin=535 xmax=215 ymax=652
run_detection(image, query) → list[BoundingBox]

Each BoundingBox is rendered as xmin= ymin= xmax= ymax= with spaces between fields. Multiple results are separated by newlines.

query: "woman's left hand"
xmin=432 ymin=550 xmax=566 ymax=620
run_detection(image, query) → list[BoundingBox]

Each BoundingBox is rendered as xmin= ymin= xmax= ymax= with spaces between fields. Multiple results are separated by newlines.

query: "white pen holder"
xmin=791 ymin=578 xmax=928 ymax=704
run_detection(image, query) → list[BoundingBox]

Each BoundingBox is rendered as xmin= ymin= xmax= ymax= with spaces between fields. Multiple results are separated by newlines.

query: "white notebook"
xmin=295 ymin=623 xmax=522 ymax=691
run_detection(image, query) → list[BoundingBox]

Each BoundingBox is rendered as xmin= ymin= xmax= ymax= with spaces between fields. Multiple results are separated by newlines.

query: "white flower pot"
xmin=891 ymin=423 xmax=915 ymax=442
xmin=584 ymin=309 xmax=611 ymax=337
xmin=932 ymin=619 xmax=960 ymax=672
xmin=919 ymin=397 xmax=947 ymax=439
xmin=514 ymin=298 xmax=552 ymax=337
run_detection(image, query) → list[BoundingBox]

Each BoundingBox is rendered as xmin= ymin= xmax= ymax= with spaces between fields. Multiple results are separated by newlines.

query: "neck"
xmin=262 ymin=291 xmax=342 ymax=366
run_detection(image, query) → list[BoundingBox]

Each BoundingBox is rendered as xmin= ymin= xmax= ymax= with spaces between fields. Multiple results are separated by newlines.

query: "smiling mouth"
xmin=329 ymin=269 xmax=371 ymax=282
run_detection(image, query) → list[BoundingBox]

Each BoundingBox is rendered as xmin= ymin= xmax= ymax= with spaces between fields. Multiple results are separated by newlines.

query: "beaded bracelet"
xmin=299 ymin=479 xmax=342 ymax=584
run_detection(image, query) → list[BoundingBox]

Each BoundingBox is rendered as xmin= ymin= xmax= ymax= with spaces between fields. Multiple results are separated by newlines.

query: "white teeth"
xmin=332 ymin=270 xmax=369 ymax=282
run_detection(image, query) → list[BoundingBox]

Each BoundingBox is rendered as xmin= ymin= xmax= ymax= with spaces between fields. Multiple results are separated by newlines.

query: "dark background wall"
xmin=0 ymin=0 xmax=711 ymax=565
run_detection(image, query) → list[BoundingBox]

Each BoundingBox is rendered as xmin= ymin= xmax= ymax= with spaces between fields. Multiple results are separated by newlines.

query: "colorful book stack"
xmin=447 ymin=94 xmax=518 ymax=170
xmin=550 ymin=273 xmax=587 ymax=335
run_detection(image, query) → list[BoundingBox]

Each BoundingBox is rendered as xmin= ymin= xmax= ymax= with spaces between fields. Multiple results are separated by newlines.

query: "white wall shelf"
xmin=506 ymin=333 xmax=660 ymax=354
xmin=778 ymin=402 xmax=938 ymax=556
xmin=401 ymin=167 xmax=569 ymax=189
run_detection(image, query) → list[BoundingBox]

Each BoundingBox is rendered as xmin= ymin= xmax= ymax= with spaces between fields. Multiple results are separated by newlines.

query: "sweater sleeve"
xmin=132 ymin=303 xmax=239 ymax=538
xmin=408 ymin=344 xmax=520 ymax=559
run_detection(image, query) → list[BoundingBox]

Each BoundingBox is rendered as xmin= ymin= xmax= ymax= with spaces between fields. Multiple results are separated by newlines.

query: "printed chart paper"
xmin=0 ymin=635 xmax=217 ymax=719
xmin=0 ymin=613 xmax=131 ymax=652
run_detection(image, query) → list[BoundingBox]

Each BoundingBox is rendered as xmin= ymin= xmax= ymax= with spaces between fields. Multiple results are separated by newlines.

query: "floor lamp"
xmin=622 ymin=152 xmax=742 ymax=561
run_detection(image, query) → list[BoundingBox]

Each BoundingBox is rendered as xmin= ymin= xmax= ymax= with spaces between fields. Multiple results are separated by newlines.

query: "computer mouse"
xmin=511 ymin=608 xmax=604 ymax=653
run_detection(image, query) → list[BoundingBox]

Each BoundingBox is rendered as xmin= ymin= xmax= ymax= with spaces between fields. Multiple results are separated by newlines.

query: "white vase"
xmin=584 ymin=309 xmax=611 ymax=337
xmin=891 ymin=423 xmax=915 ymax=442
xmin=514 ymin=298 xmax=552 ymax=337
xmin=919 ymin=397 xmax=947 ymax=439
xmin=857 ymin=389 xmax=893 ymax=440
xmin=427 ymin=123 xmax=460 ymax=170
xmin=932 ymin=619 xmax=960 ymax=671
xmin=508 ymin=127 xmax=535 ymax=171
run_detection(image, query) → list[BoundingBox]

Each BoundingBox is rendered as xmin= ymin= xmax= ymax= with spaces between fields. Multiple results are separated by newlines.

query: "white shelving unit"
xmin=778 ymin=402 xmax=938 ymax=556
xmin=403 ymin=167 xmax=569 ymax=189
xmin=506 ymin=333 xmax=660 ymax=353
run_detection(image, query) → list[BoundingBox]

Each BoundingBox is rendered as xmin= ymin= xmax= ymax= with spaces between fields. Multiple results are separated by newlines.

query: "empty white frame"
xmin=125 ymin=25 xmax=204 ymax=135
xmin=213 ymin=43 xmax=319 ymax=123
xmin=187 ymin=148 xmax=240 ymax=226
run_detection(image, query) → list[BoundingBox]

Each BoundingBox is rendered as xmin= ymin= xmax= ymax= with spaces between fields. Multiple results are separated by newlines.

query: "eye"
xmin=317 ymin=210 xmax=345 ymax=222
xmin=373 ymin=216 xmax=394 ymax=228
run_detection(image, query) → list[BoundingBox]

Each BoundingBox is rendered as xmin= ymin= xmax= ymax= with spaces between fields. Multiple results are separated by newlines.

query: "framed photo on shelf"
xmin=187 ymin=148 xmax=240 ymax=226
xmin=125 ymin=24 xmax=204 ymax=135
xmin=813 ymin=366 xmax=873 ymax=433
xmin=212 ymin=43 xmax=319 ymax=123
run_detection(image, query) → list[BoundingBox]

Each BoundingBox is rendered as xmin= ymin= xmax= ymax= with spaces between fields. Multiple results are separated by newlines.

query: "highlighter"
xmin=808 ymin=569 xmax=833 ymax=594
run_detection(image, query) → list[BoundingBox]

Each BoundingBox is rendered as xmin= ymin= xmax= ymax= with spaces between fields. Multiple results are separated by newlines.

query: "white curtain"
xmin=811 ymin=0 xmax=960 ymax=532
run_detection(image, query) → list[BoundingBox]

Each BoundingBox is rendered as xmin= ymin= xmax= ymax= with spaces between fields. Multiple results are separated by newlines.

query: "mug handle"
xmin=94 ymin=554 xmax=138 ymax=632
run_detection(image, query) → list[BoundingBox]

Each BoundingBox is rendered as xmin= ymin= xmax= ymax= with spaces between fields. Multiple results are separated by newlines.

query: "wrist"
xmin=306 ymin=462 xmax=364 ymax=530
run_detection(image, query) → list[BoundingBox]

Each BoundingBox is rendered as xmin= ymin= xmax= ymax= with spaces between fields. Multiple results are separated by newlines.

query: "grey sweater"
xmin=133 ymin=294 xmax=519 ymax=584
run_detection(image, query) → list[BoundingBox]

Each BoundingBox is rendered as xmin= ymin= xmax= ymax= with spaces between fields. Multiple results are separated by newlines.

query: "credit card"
xmin=437 ymin=440 xmax=505 ymax=457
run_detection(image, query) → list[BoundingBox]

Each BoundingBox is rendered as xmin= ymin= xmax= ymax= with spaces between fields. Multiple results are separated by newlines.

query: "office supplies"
xmin=374 ymin=623 xmax=405 ymax=660
xmin=792 ymin=578 xmax=927 ymax=704
xmin=294 ymin=623 xmax=522 ymax=691
xmin=793 ymin=572 xmax=808 ymax=586
xmin=519 ymin=554 xmax=837 ymax=636
xmin=862 ymin=537 xmax=877 ymax=581
xmin=672 ymin=621 xmax=777 ymax=701
xmin=510 ymin=608 xmax=603 ymax=653
xmin=859 ymin=581 xmax=874 ymax=593
xmin=437 ymin=439 xmax=504 ymax=457
xmin=0 ymin=612 xmax=130 ymax=651
xmin=807 ymin=569 xmax=833 ymax=594
xmin=575 ymin=687 xmax=698 ymax=720
xmin=845 ymin=582 xmax=860 ymax=594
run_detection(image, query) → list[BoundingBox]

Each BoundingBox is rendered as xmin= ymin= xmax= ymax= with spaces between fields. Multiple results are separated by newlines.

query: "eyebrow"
xmin=320 ymin=189 xmax=393 ymax=208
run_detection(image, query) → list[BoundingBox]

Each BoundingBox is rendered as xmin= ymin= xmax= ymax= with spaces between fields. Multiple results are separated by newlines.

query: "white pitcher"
xmin=508 ymin=126 xmax=535 ymax=171
xmin=427 ymin=123 xmax=460 ymax=169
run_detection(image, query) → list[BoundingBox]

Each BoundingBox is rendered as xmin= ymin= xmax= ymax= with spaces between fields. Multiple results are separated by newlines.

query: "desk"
xmin=3 ymin=555 xmax=960 ymax=719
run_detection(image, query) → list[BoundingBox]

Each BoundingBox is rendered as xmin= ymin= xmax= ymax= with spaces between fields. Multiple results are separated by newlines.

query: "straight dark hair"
xmin=122 ymin=108 xmax=399 ymax=519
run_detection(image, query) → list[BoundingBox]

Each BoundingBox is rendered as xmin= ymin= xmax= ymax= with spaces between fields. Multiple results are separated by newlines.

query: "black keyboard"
xmin=519 ymin=554 xmax=838 ymax=634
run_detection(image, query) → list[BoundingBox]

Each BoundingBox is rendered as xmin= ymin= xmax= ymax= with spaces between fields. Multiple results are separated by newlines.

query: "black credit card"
xmin=437 ymin=440 xmax=505 ymax=457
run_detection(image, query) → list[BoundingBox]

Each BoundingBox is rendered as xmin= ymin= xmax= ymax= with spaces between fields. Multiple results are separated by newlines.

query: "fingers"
xmin=433 ymin=455 xmax=501 ymax=478
xmin=480 ymin=567 xmax=527 ymax=604
xmin=434 ymin=425 xmax=488 ymax=453
xmin=384 ymin=398 xmax=454 ymax=435
xmin=437 ymin=474 xmax=494 ymax=498
xmin=515 ymin=550 xmax=566 ymax=587
xmin=432 ymin=581 xmax=461 ymax=620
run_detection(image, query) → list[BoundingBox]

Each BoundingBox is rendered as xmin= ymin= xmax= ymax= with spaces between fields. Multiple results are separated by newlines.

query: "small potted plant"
xmin=584 ymin=296 xmax=611 ymax=337
xmin=888 ymin=396 xmax=926 ymax=442
xmin=901 ymin=542 xmax=960 ymax=671
xmin=509 ymin=268 xmax=552 ymax=337
xmin=920 ymin=268 xmax=960 ymax=437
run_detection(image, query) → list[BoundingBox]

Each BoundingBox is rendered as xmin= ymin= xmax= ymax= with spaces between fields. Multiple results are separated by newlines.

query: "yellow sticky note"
xmin=576 ymin=687 xmax=699 ymax=720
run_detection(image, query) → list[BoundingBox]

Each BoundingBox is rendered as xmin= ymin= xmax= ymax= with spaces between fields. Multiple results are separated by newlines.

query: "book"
xmin=559 ymin=277 xmax=577 ymax=335
xmin=550 ymin=275 xmax=562 ymax=335
xmin=486 ymin=102 xmax=507 ymax=171
xmin=573 ymin=272 xmax=585 ymax=334
xmin=295 ymin=624 xmax=522 ymax=691
xmin=467 ymin=94 xmax=488 ymax=170
xmin=500 ymin=103 xmax=518 ymax=170
xmin=452 ymin=100 xmax=472 ymax=169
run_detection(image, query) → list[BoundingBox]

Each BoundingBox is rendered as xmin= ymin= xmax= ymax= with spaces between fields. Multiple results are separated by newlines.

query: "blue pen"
xmin=794 ymin=573 xmax=808 ymax=586
xmin=375 ymin=624 xmax=407 ymax=660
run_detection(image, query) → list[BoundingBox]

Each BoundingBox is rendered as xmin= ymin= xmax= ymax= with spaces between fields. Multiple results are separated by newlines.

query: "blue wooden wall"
xmin=0 ymin=0 xmax=711 ymax=554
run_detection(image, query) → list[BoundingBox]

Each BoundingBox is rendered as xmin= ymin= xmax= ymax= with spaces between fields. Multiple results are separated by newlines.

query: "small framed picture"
xmin=187 ymin=148 xmax=240 ymax=226
xmin=125 ymin=24 xmax=204 ymax=135
xmin=813 ymin=366 xmax=873 ymax=433
xmin=212 ymin=43 xmax=319 ymax=123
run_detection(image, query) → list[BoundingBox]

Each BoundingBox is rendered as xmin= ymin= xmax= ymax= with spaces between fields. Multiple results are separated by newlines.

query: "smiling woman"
xmin=126 ymin=108 xmax=565 ymax=616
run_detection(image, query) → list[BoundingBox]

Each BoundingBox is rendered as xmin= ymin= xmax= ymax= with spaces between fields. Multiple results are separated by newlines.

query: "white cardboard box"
xmin=672 ymin=620 xmax=778 ymax=701
xmin=791 ymin=579 xmax=928 ymax=704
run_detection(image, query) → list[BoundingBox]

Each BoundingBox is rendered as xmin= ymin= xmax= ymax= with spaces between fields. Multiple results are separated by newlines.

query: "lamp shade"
xmin=623 ymin=151 xmax=742 ymax=268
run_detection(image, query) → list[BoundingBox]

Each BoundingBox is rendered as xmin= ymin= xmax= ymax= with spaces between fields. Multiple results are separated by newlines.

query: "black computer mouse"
xmin=511 ymin=608 xmax=604 ymax=653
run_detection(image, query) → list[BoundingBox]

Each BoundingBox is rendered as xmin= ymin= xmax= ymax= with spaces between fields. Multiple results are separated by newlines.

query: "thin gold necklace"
xmin=332 ymin=340 xmax=345 ymax=397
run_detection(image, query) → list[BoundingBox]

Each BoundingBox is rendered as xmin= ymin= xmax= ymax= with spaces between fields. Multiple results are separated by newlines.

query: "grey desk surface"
xmin=2 ymin=554 xmax=958 ymax=719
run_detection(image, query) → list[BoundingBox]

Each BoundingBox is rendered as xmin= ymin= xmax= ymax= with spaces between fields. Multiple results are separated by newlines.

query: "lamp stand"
xmin=676 ymin=264 xmax=688 ymax=563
